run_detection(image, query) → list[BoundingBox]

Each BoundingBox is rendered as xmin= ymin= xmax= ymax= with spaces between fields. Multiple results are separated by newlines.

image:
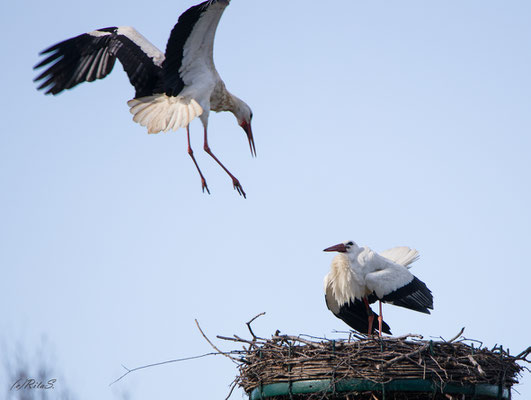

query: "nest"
xmin=237 ymin=336 xmax=523 ymax=389
xmin=208 ymin=322 xmax=529 ymax=400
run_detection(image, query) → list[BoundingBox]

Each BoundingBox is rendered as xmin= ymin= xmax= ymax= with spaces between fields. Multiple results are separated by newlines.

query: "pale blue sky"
xmin=1 ymin=1 xmax=530 ymax=399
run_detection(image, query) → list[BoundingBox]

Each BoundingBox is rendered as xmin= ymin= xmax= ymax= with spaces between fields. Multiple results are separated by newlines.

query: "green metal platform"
xmin=250 ymin=378 xmax=510 ymax=399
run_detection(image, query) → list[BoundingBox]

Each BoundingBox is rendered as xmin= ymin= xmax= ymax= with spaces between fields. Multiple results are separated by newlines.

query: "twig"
xmin=109 ymin=352 xmax=221 ymax=386
xmin=515 ymin=346 xmax=531 ymax=362
xmin=217 ymin=335 xmax=263 ymax=348
xmin=195 ymin=319 xmax=240 ymax=363
xmin=458 ymin=337 xmax=483 ymax=347
xmin=225 ymin=378 xmax=239 ymax=400
xmin=468 ymin=355 xmax=486 ymax=376
xmin=332 ymin=330 xmax=368 ymax=340
xmin=246 ymin=312 xmax=266 ymax=340
xmin=271 ymin=335 xmax=323 ymax=348
xmin=430 ymin=355 xmax=449 ymax=379
xmin=447 ymin=327 xmax=465 ymax=343
xmin=394 ymin=333 xmax=424 ymax=340
xmin=300 ymin=334 xmax=330 ymax=341
xmin=377 ymin=343 xmax=429 ymax=370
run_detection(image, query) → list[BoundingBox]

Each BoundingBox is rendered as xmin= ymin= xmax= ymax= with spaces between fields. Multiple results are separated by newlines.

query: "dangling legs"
xmin=186 ymin=125 xmax=210 ymax=194
xmin=203 ymin=126 xmax=246 ymax=198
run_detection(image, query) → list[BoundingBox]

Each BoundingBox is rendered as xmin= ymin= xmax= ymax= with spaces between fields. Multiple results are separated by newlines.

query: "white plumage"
xmin=323 ymin=240 xmax=433 ymax=336
xmin=379 ymin=246 xmax=419 ymax=268
xmin=128 ymin=95 xmax=203 ymax=133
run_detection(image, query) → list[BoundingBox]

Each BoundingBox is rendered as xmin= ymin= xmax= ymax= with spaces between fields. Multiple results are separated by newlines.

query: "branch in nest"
xmin=515 ymin=346 xmax=531 ymax=362
xmin=447 ymin=327 xmax=465 ymax=343
xmin=217 ymin=335 xmax=263 ymax=348
xmin=376 ymin=343 xmax=430 ymax=370
xmin=246 ymin=312 xmax=266 ymax=340
xmin=392 ymin=333 xmax=424 ymax=340
xmin=468 ymin=354 xmax=486 ymax=376
xmin=271 ymin=335 xmax=324 ymax=348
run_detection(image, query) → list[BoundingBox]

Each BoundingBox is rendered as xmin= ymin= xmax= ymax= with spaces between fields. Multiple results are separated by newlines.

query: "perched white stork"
xmin=323 ymin=241 xmax=433 ymax=336
xmin=34 ymin=0 xmax=255 ymax=197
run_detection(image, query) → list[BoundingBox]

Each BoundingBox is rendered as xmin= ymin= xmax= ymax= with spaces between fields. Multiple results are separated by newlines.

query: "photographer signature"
xmin=10 ymin=378 xmax=56 ymax=390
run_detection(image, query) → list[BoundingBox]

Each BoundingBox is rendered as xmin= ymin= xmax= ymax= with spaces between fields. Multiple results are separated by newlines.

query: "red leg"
xmin=186 ymin=125 xmax=210 ymax=194
xmin=378 ymin=301 xmax=383 ymax=337
xmin=203 ymin=126 xmax=246 ymax=198
xmin=363 ymin=297 xmax=374 ymax=335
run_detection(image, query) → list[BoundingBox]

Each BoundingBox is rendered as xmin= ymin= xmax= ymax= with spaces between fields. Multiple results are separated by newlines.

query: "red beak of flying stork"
xmin=240 ymin=120 xmax=256 ymax=157
xmin=323 ymin=243 xmax=347 ymax=253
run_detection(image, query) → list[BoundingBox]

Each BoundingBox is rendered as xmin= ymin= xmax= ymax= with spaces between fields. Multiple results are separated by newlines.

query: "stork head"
xmin=323 ymin=241 xmax=358 ymax=253
xmin=232 ymin=97 xmax=256 ymax=157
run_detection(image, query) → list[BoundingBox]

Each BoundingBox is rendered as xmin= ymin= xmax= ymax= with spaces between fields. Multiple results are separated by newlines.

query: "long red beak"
xmin=241 ymin=121 xmax=256 ymax=157
xmin=323 ymin=243 xmax=347 ymax=252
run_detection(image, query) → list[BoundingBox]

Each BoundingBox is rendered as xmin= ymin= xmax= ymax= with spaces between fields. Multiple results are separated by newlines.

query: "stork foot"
xmin=201 ymin=178 xmax=210 ymax=195
xmin=232 ymin=178 xmax=246 ymax=198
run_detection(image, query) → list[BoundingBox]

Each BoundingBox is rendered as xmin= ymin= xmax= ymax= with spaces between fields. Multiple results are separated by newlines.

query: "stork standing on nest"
xmin=323 ymin=241 xmax=433 ymax=336
xmin=34 ymin=0 xmax=255 ymax=197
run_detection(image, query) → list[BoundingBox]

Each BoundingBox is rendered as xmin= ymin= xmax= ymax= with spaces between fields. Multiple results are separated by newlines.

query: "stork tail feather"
xmin=127 ymin=94 xmax=203 ymax=134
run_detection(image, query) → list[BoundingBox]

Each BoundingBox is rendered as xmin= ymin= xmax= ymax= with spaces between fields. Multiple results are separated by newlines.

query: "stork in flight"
xmin=34 ymin=0 xmax=255 ymax=197
xmin=323 ymin=241 xmax=433 ymax=336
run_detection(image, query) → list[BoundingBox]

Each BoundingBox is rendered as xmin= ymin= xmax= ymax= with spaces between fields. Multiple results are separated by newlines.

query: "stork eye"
xmin=347 ymin=241 xmax=353 ymax=246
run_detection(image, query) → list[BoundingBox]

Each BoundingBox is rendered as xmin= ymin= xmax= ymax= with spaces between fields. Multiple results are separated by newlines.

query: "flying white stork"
xmin=323 ymin=240 xmax=433 ymax=336
xmin=34 ymin=0 xmax=255 ymax=197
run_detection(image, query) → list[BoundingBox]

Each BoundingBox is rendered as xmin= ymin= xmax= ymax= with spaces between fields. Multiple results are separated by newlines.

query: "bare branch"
xmin=109 ymin=352 xmax=220 ymax=386
xmin=515 ymin=346 xmax=531 ymax=362
xmin=217 ymin=335 xmax=260 ymax=347
xmin=224 ymin=378 xmax=239 ymax=400
xmin=246 ymin=312 xmax=266 ymax=340
xmin=195 ymin=319 xmax=240 ymax=363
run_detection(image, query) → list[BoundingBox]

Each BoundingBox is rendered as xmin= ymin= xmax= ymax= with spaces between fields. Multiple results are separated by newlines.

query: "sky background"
xmin=1 ymin=0 xmax=530 ymax=399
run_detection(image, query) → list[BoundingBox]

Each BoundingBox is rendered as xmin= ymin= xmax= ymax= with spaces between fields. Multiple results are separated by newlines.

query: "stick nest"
xmin=218 ymin=331 xmax=528 ymax=399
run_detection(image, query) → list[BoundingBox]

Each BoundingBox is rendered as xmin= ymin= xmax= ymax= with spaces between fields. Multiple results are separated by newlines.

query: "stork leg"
xmin=378 ymin=301 xmax=383 ymax=337
xmin=363 ymin=297 xmax=374 ymax=335
xmin=186 ymin=126 xmax=210 ymax=194
xmin=203 ymin=126 xmax=246 ymax=198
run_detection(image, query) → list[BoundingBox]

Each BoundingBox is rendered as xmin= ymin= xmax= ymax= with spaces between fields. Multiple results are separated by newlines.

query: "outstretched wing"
xmin=162 ymin=0 xmax=229 ymax=96
xmin=34 ymin=27 xmax=164 ymax=97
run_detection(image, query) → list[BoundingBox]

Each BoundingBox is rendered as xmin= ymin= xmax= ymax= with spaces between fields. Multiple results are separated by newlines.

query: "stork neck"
xmin=347 ymin=245 xmax=364 ymax=263
xmin=210 ymin=80 xmax=235 ymax=112
xmin=348 ymin=246 xmax=370 ymax=275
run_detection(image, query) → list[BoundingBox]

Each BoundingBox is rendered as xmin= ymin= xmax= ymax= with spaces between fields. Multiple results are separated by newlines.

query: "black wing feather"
xmin=34 ymin=27 xmax=162 ymax=97
xmin=380 ymin=276 xmax=434 ymax=314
